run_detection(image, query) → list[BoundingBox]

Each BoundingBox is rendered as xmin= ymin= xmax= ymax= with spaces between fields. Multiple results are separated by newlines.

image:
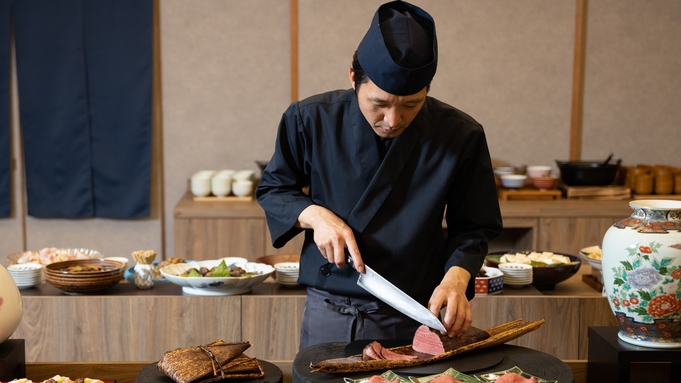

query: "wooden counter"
xmin=13 ymin=265 xmax=617 ymax=364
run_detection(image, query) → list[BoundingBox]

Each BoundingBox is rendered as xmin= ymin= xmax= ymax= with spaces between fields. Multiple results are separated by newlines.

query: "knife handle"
xmin=319 ymin=250 xmax=352 ymax=277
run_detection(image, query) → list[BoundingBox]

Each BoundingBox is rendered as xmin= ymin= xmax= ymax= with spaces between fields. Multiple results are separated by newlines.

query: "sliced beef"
xmin=379 ymin=347 xmax=417 ymax=360
xmin=494 ymin=373 xmax=537 ymax=383
xmin=411 ymin=325 xmax=490 ymax=355
xmin=362 ymin=341 xmax=385 ymax=361
xmin=368 ymin=375 xmax=391 ymax=383
xmin=431 ymin=375 xmax=464 ymax=383
xmin=362 ymin=341 xmax=418 ymax=361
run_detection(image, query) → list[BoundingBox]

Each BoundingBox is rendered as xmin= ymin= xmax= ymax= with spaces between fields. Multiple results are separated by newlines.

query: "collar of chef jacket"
xmin=347 ymin=96 xmax=426 ymax=234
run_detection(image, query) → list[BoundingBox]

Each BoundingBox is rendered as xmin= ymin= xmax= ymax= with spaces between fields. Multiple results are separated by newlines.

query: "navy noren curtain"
xmin=0 ymin=0 xmax=10 ymax=218
xmin=12 ymin=0 xmax=152 ymax=218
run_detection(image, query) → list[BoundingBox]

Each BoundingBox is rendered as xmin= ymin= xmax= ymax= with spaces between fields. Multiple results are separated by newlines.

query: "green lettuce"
xmin=211 ymin=260 xmax=231 ymax=277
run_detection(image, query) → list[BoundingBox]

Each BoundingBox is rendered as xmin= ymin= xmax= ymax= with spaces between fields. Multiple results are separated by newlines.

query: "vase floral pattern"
xmin=602 ymin=200 xmax=681 ymax=348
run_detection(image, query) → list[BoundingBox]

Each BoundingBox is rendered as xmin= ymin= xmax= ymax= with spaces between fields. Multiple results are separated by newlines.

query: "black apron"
xmin=299 ymin=287 xmax=421 ymax=350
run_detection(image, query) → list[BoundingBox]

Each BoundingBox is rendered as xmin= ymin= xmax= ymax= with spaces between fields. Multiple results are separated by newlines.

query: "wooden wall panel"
xmin=13 ymin=296 xmax=241 ymax=362
xmin=241 ymin=296 xmax=306 ymax=360
xmin=578 ymin=297 xmax=618 ymax=359
xmin=173 ymin=218 xmax=265 ymax=261
xmin=537 ymin=217 xmax=616 ymax=255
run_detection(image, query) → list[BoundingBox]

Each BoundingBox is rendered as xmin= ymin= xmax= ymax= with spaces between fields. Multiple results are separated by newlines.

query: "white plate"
xmin=498 ymin=263 xmax=533 ymax=270
xmin=8 ymin=263 xmax=43 ymax=272
xmin=274 ymin=262 xmax=300 ymax=270
xmin=160 ymin=259 xmax=274 ymax=294
xmin=181 ymin=286 xmax=253 ymax=296
xmin=7 ymin=248 xmax=102 ymax=265
xmin=578 ymin=245 xmax=602 ymax=271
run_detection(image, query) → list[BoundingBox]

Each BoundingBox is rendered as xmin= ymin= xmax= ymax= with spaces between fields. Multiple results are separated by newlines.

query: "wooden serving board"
xmin=309 ymin=318 xmax=545 ymax=374
xmin=192 ymin=195 xmax=253 ymax=202
xmin=633 ymin=194 xmax=681 ymax=200
xmin=498 ymin=188 xmax=561 ymax=201
xmin=582 ymin=274 xmax=603 ymax=292
xmin=562 ymin=185 xmax=630 ymax=200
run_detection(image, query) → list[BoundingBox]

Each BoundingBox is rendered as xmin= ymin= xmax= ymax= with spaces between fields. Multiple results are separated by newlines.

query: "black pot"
xmin=556 ymin=159 xmax=621 ymax=186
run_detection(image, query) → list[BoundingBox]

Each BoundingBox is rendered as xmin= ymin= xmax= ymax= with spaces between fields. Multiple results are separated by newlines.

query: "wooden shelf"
xmin=498 ymin=187 xmax=562 ymax=201
xmin=562 ymin=185 xmax=631 ymax=200
xmin=633 ymin=194 xmax=681 ymax=200
xmin=192 ymin=195 xmax=253 ymax=202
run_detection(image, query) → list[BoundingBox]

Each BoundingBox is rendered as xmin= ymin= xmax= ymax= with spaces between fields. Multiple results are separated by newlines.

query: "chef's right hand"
xmin=297 ymin=205 xmax=365 ymax=273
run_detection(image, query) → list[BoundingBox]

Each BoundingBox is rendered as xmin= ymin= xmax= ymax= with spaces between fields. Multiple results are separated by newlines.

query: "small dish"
xmin=532 ymin=176 xmax=558 ymax=191
xmin=476 ymin=366 xmax=556 ymax=383
xmin=7 ymin=248 xmax=103 ymax=266
xmin=343 ymin=370 xmax=411 ymax=383
xmin=579 ymin=245 xmax=603 ymax=283
xmin=409 ymin=368 xmax=480 ymax=383
xmin=475 ymin=266 xmax=504 ymax=295
xmin=493 ymin=167 xmax=516 ymax=177
xmin=500 ymin=174 xmax=527 ymax=189
xmin=526 ymin=165 xmax=552 ymax=178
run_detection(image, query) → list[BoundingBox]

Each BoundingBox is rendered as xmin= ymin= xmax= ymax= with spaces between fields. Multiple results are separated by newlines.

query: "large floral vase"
xmin=0 ymin=264 xmax=24 ymax=344
xmin=602 ymin=200 xmax=681 ymax=348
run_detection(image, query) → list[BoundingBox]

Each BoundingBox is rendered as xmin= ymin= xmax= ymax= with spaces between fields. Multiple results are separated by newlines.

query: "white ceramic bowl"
xmin=190 ymin=177 xmax=211 ymax=197
xmin=232 ymin=180 xmax=253 ymax=197
xmin=215 ymin=169 xmax=236 ymax=178
xmin=500 ymin=174 xmax=527 ymax=189
xmin=526 ymin=165 xmax=552 ymax=178
xmin=192 ymin=170 xmax=216 ymax=180
xmin=493 ymin=167 xmax=516 ymax=177
xmin=579 ymin=245 xmax=603 ymax=283
xmin=211 ymin=177 xmax=231 ymax=197
xmin=232 ymin=170 xmax=255 ymax=181
xmin=160 ymin=258 xmax=274 ymax=295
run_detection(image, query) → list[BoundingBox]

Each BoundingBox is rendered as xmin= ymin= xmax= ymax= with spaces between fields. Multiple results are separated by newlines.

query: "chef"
xmin=256 ymin=0 xmax=502 ymax=350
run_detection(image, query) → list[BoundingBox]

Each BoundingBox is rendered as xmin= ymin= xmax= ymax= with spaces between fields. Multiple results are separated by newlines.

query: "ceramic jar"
xmin=134 ymin=263 xmax=155 ymax=289
xmin=0 ymin=264 xmax=24 ymax=343
xmin=602 ymin=200 xmax=681 ymax=348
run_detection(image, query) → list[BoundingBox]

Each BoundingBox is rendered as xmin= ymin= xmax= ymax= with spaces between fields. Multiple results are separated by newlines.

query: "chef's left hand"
xmin=428 ymin=266 xmax=471 ymax=338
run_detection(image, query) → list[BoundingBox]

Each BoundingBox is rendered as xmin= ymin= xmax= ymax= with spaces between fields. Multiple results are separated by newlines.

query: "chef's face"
xmin=350 ymin=69 xmax=427 ymax=138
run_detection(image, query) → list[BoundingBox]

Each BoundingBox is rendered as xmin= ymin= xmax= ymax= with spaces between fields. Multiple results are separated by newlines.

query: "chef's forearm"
xmin=441 ymin=266 xmax=471 ymax=288
xmin=296 ymin=204 xmax=330 ymax=229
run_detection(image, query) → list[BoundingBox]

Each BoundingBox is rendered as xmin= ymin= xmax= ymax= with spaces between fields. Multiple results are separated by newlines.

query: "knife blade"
xmin=350 ymin=258 xmax=447 ymax=332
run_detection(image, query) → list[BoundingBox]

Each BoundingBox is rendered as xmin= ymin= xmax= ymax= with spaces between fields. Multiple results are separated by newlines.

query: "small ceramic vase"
xmin=602 ymin=200 xmax=681 ymax=348
xmin=134 ymin=263 xmax=155 ymax=289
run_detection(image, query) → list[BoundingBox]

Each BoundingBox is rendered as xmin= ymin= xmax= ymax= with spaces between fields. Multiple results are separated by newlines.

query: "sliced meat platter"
xmin=310 ymin=318 xmax=545 ymax=374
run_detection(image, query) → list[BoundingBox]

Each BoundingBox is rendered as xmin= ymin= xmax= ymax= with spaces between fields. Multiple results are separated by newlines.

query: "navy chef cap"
xmin=357 ymin=1 xmax=438 ymax=95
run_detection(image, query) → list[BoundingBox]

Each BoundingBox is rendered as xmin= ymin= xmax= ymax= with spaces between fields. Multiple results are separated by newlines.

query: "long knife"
xmin=346 ymin=256 xmax=447 ymax=332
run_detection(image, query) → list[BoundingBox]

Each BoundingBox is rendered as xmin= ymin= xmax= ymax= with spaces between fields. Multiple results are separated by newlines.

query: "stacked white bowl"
xmin=498 ymin=263 xmax=533 ymax=287
xmin=190 ymin=169 xmax=255 ymax=198
xmin=273 ymin=261 xmax=299 ymax=286
xmin=7 ymin=263 xmax=44 ymax=289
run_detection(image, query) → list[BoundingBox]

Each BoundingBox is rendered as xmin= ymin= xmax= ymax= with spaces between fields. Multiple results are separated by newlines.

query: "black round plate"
xmin=344 ymin=340 xmax=504 ymax=375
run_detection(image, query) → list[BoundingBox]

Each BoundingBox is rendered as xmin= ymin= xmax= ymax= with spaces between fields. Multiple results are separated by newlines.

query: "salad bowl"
xmin=160 ymin=257 xmax=274 ymax=295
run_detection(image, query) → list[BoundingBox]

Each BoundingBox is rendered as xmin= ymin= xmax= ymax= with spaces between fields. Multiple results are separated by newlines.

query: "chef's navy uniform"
xmin=256 ymin=1 xmax=502 ymax=350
